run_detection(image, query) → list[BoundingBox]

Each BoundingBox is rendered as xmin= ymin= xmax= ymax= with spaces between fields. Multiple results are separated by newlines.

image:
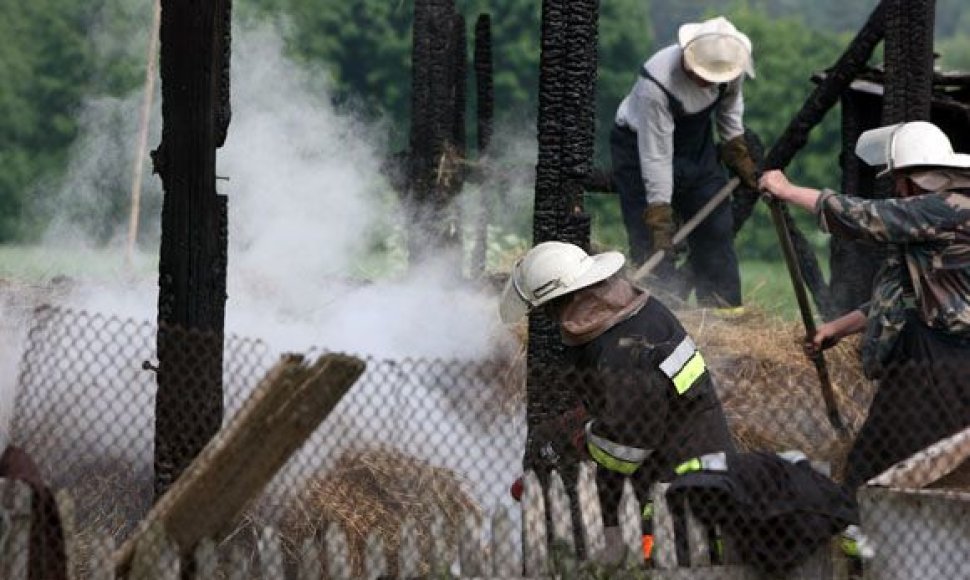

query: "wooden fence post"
xmin=547 ymin=470 xmax=575 ymax=555
xmin=192 ymin=538 xmax=218 ymax=579
xmin=363 ymin=531 xmax=387 ymax=579
xmin=0 ymin=479 xmax=32 ymax=580
xmin=399 ymin=516 xmax=422 ymax=577
xmin=617 ymin=479 xmax=643 ymax=568
xmin=258 ymin=526 xmax=284 ymax=579
xmin=490 ymin=505 xmax=520 ymax=576
xmin=297 ymin=538 xmax=322 ymax=580
xmin=460 ymin=512 xmax=485 ymax=577
xmin=576 ymin=461 xmax=606 ymax=561
xmin=325 ymin=523 xmax=352 ymax=580
xmin=522 ymin=471 xmax=549 ymax=576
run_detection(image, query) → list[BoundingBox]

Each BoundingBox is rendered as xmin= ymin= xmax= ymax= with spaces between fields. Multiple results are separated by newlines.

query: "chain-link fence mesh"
xmin=4 ymin=305 xmax=970 ymax=578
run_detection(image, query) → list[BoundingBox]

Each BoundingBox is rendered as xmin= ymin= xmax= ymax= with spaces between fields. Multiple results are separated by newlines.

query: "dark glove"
xmin=642 ymin=203 xmax=675 ymax=252
xmin=531 ymin=404 xmax=590 ymax=469
xmin=721 ymin=135 xmax=759 ymax=190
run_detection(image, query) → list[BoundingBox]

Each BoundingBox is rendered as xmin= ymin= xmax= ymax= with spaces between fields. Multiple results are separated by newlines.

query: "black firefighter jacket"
xmin=564 ymin=295 xmax=735 ymax=518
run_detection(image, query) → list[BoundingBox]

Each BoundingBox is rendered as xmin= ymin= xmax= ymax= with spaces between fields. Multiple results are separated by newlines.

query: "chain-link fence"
xmin=4 ymin=305 xmax=970 ymax=578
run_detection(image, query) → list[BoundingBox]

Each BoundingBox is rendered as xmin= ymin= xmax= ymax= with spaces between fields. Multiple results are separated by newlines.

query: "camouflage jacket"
xmin=815 ymin=188 xmax=970 ymax=376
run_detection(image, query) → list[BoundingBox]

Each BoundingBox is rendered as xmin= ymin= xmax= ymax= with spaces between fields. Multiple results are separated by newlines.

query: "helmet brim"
xmin=498 ymin=251 xmax=625 ymax=323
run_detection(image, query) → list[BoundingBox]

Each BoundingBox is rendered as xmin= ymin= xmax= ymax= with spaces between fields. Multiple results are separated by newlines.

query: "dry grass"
xmin=279 ymin=446 xmax=481 ymax=577
xmin=677 ymin=307 xmax=874 ymax=477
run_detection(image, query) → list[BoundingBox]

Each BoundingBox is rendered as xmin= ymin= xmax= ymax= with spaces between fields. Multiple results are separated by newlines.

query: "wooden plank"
xmin=869 ymin=427 xmax=970 ymax=489
xmin=399 ymin=516 xmax=422 ymax=577
xmin=576 ymin=462 xmax=606 ymax=561
xmin=0 ymin=479 xmax=31 ymax=580
xmin=114 ymin=353 xmax=365 ymax=575
xmin=651 ymin=483 xmax=677 ymax=570
xmin=617 ymin=479 xmax=643 ymax=568
xmin=521 ymin=471 xmax=549 ymax=577
xmin=297 ymin=538 xmax=322 ymax=580
xmin=258 ymin=526 xmax=284 ymax=579
xmin=460 ymin=512 xmax=484 ymax=576
xmin=491 ymin=505 xmax=520 ymax=577
xmin=364 ymin=531 xmax=387 ymax=579
xmin=546 ymin=470 xmax=575 ymax=554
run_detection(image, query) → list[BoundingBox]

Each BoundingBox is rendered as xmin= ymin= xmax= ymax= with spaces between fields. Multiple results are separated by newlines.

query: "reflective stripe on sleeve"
xmin=675 ymin=452 xmax=728 ymax=474
xmin=659 ymin=336 xmax=707 ymax=394
xmin=586 ymin=422 xmax=651 ymax=475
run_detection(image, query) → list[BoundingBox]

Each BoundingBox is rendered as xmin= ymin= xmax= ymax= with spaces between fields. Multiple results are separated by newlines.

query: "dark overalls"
xmin=611 ymin=69 xmax=742 ymax=307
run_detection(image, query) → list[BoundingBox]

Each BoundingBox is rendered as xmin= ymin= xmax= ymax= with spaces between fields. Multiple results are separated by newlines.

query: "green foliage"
xmin=937 ymin=10 xmax=970 ymax=71
xmin=0 ymin=0 xmax=145 ymax=242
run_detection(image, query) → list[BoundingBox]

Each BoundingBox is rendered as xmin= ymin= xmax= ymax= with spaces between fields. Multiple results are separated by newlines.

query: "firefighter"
xmin=499 ymin=241 xmax=735 ymax=556
xmin=611 ymin=16 xmax=758 ymax=312
xmin=760 ymin=121 xmax=970 ymax=489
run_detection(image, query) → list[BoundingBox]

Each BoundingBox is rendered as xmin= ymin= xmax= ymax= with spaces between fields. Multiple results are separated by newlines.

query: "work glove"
xmin=642 ymin=203 xmax=675 ymax=252
xmin=721 ymin=135 xmax=759 ymax=191
xmin=531 ymin=404 xmax=590 ymax=470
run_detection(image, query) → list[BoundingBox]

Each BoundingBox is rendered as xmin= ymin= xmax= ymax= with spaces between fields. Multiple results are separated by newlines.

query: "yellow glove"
xmin=721 ymin=135 xmax=759 ymax=190
xmin=643 ymin=203 xmax=675 ymax=252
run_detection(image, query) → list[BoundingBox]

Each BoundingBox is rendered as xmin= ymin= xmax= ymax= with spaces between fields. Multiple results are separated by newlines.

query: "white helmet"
xmin=855 ymin=121 xmax=970 ymax=177
xmin=498 ymin=242 xmax=625 ymax=323
xmin=679 ymin=16 xmax=755 ymax=83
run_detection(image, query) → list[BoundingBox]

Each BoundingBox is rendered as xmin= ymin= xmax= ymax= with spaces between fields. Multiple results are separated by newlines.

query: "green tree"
xmin=0 ymin=0 xmax=144 ymax=242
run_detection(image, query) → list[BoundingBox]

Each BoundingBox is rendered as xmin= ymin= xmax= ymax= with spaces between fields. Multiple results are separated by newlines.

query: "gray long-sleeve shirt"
xmin=615 ymin=45 xmax=746 ymax=205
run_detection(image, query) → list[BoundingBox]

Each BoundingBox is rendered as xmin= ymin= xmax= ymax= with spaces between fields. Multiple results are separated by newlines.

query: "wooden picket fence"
xmin=0 ymin=465 xmax=845 ymax=579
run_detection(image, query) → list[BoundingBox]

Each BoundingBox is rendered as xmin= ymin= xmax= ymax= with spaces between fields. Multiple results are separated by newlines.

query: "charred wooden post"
xmin=471 ymin=14 xmax=494 ymax=277
xmin=152 ymin=0 xmax=231 ymax=498
xmin=878 ymin=0 xmax=936 ymax=200
xmin=754 ymin=0 xmax=887 ymax=319
xmin=407 ymin=0 xmax=466 ymax=266
xmin=526 ymin=0 xmax=599 ymax=470
xmin=829 ymin=89 xmax=885 ymax=316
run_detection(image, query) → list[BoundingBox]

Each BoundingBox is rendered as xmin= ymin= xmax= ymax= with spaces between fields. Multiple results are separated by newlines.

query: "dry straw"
xmin=280 ymin=446 xmax=480 ymax=577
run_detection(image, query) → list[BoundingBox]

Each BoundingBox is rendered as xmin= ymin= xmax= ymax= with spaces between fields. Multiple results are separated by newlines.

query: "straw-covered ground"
xmin=279 ymin=447 xmax=480 ymax=577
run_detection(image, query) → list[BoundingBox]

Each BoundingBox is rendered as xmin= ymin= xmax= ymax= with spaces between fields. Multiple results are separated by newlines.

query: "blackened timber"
xmin=471 ymin=14 xmax=493 ymax=277
xmin=828 ymin=90 xmax=885 ymax=317
xmin=527 ymin=0 xmax=598 ymax=473
xmin=754 ymin=0 xmax=887 ymax=319
xmin=761 ymin=1 xmax=886 ymax=173
xmin=528 ymin=0 xmax=569 ymax=466
xmin=879 ymin=0 xmax=935 ymax=202
xmin=214 ymin=0 xmax=232 ymax=148
xmin=153 ymin=0 xmax=230 ymax=498
xmin=407 ymin=0 xmax=464 ymax=264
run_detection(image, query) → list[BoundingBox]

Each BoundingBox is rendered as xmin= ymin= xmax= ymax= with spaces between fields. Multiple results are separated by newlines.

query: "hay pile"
xmin=280 ymin=447 xmax=480 ymax=576
xmin=678 ymin=307 xmax=874 ymax=475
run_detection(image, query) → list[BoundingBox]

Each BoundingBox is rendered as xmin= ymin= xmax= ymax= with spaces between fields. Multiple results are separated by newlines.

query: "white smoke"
xmin=6 ymin=15 xmax=531 ymax=518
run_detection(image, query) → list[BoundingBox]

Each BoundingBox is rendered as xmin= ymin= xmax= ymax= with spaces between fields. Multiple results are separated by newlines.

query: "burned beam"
xmin=751 ymin=0 xmax=888 ymax=319
xmin=152 ymin=0 xmax=231 ymax=498
xmin=526 ymin=0 xmax=598 ymax=472
xmin=471 ymin=14 xmax=494 ymax=277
